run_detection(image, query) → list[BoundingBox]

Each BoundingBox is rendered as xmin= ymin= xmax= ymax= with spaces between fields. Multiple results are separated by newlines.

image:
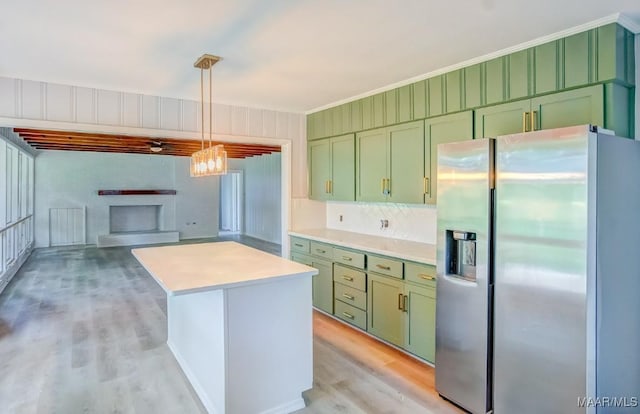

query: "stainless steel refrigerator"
xmin=435 ymin=125 xmax=640 ymax=414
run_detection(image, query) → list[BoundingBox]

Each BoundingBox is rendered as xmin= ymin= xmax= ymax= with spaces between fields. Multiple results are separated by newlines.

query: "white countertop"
xmin=132 ymin=241 xmax=318 ymax=295
xmin=288 ymin=229 xmax=436 ymax=265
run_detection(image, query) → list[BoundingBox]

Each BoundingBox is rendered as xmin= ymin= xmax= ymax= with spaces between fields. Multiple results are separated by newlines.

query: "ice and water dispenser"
xmin=446 ymin=230 xmax=477 ymax=281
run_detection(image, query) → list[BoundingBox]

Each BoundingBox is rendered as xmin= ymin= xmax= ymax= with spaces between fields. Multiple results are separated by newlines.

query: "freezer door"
xmin=436 ymin=138 xmax=493 ymax=414
xmin=494 ymin=126 xmax=589 ymax=413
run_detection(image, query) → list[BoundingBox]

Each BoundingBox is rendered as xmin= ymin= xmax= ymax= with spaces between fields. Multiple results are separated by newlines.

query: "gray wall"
xmin=34 ymin=150 xmax=219 ymax=247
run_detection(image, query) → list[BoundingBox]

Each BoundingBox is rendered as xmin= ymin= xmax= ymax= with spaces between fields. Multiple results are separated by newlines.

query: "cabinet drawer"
xmin=333 ymin=264 xmax=366 ymax=291
xmin=290 ymin=252 xmax=313 ymax=266
xmin=310 ymin=241 xmax=333 ymax=259
xmin=334 ymin=282 xmax=367 ymax=311
xmin=405 ymin=262 xmax=437 ymax=288
xmin=333 ymin=247 xmax=365 ymax=269
xmin=368 ymin=255 xmax=403 ymax=279
xmin=290 ymin=237 xmax=310 ymax=254
xmin=334 ymin=300 xmax=367 ymax=331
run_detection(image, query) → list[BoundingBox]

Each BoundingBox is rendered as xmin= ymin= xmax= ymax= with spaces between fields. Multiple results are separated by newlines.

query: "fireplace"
xmin=109 ymin=205 xmax=161 ymax=233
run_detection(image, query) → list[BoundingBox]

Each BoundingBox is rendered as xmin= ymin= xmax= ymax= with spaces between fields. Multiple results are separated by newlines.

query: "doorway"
xmin=219 ymin=170 xmax=243 ymax=234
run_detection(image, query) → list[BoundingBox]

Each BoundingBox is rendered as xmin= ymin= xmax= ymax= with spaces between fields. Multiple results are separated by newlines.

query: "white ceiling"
xmin=1 ymin=0 xmax=638 ymax=113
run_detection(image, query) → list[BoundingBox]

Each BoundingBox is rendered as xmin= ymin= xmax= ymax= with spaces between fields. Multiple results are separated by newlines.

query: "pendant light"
xmin=190 ymin=54 xmax=227 ymax=177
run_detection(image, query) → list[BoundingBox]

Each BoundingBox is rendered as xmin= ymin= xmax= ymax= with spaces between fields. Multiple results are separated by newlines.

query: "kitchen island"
xmin=132 ymin=241 xmax=318 ymax=414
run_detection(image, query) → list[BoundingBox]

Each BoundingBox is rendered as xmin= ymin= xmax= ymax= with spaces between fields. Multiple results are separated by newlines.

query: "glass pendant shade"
xmin=190 ymin=145 xmax=228 ymax=177
xmin=190 ymin=53 xmax=227 ymax=177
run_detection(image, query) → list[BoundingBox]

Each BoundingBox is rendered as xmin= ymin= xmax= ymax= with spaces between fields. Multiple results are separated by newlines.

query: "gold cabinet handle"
xmin=530 ymin=110 xmax=537 ymax=131
xmin=381 ymin=178 xmax=385 ymax=194
xmin=423 ymin=177 xmax=429 ymax=195
xmin=398 ymin=293 xmax=404 ymax=310
xmin=342 ymin=256 xmax=352 ymax=261
xmin=342 ymin=311 xmax=355 ymax=320
xmin=403 ymin=295 xmax=408 ymax=313
xmin=376 ymin=264 xmax=391 ymax=271
xmin=342 ymin=275 xmax=354 ymax=282
xmin=342 ymin=293 xmax=355 ymax=301
xmin=316 ymin=249 xmax=326 ymax=254
xmin=294 ymin=243 xmax=303 ymax=248
xmin=522 ymin=112 xmax=529 ymax=132
xmin=419 ymin=274 xmax=435 ymax=281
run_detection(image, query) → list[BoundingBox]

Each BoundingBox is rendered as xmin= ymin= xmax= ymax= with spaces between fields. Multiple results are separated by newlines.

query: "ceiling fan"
xmin=149 ymin=140 xmax=165 ymax=153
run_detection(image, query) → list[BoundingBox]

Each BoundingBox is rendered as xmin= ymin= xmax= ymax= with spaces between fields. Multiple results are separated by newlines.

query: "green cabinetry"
xmin=424 ymin=111 xmax=474 ymax=205
xmin=404 ymin=283 xmax=436 ymax=362
xmin=307 ymin=23 xmax=634 ymax=142
xmin=308 ymin=134 xmax=355 ymax=201
xmin=356 ymin=120 xmax=424 ymax=203
xmin=367 ymin=273 xmax=405 ymax=346
xmin=476 ymin=84 xmax=607 ymax=138
xmin=290 ymin=238 xmax=333 ymax=314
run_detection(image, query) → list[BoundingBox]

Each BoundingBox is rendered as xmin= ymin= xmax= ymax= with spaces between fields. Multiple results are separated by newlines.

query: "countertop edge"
xmin=288 ymin=230 xmax=436 ymax=266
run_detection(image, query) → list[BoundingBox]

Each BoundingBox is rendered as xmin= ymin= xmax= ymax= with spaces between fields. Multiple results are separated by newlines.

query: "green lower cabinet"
xmin=367 ymin=273 xmax=404 ymax=347
xmin=311 ymin=257 xmax=334 ymax=314
xmin=425 ymin=110 xmax=474 ymax=205
xmin=404 ymin=283 xmax=436 ymax=363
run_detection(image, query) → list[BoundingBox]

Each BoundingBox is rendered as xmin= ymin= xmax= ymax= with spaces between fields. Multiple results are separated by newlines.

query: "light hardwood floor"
xmin=0 ymin=237 xmax=460 ymax=414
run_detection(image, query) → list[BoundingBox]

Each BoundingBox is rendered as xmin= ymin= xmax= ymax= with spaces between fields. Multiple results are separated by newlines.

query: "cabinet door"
xmin=425 ymin=111 xmax=474 ymax=205
xmin=531 ymin=84 xmax=604 ymax=131
xmin=308 ymin=139 xmax=331 ymax=201
xmin=329 ymin=134 xmax=355 ymax=201
xmin=356 ymin=128 xmax=388 ymax=202
xmin=311 ymin=258 xmax=333 ymax=314
xmin=388 ymin=121 xmax=424 ymax=204
xmin=474 ymin=98 xmax=531 ymax=139
xmin=404 ymin=284 xmax=436 ymax=363
xmin=367 ymin=273 xmax=404 ymax=347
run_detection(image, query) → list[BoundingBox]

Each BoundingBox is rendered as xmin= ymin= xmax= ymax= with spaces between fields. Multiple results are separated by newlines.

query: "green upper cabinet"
xmin=508 ymin=49 xmax=533 ymax=100
xmin=356 ymin=128 xmax=388 ymax=202
xmin=309 ymin=134 xmax=355 ymax=201
xmin=476 ymin=84 xmax=607 ymax=137
xmin=446 ymin=69 xmax=464 ymax=113
xmin=356 ymin=121 xmax=424 ymax=203
xmin=367 ymin=273 xmax=404 ymax=347
xmin=484 ymin=57 xmax=506 ymax=105
xmin=564 ymin=31 xmax=595 ymax=89
xmin=534 ymin=40 xmax=560 ymax=95
xmin=404 ymin=283 xmax=436 ymax=363
xmin=475 ymin=98 xmax=532 ymax=138
xmin=531 ymin=84 xmax=604 ymax=131
xmin=596 ymin=23 xmax=636 ymax=85
xmin=388 ymin=122 xmax=425 ymax=204
xmin=424 ymin=111 xmax=474 ymax=204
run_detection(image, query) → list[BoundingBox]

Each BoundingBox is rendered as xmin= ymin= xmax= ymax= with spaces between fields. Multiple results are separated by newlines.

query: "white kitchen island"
xmin=132 ymin=241 xmax=318 ymax=414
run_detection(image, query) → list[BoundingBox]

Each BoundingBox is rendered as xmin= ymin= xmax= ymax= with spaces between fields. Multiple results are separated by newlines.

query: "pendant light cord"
xmin=200 ymin=67 xmax=204 ymax=151
xmin=209 ymin=63 xmax=213 ymax=148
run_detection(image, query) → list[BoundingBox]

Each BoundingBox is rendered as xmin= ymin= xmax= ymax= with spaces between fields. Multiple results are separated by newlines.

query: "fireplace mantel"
xmin=98 ymin=190 xmax=177 ymax=196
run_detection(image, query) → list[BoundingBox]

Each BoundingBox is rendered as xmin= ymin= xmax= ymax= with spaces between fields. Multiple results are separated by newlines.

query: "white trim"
xmin=258 ymin=398 xmax=307 ymax=414
xmin=307 ymin=13 xmax=637 ymax=114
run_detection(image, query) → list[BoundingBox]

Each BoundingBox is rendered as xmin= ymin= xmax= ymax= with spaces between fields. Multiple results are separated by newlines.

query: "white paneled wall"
xmin=0 ymin=76 xmax=308 ymax=198
xmin=243 ymin=153 xmax=282 ymax=244
xmin=0 ymin=131 xmax=35 ymax=294
xmin=49 ymin=207 xmax=86 ymax=246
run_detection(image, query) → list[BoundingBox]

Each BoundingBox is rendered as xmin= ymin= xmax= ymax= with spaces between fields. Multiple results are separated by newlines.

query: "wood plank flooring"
xmin=0 ymin=237 xmax=460 ymax=414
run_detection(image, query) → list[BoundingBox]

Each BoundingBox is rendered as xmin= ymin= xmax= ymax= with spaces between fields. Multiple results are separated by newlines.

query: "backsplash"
xmin=290 ymin=198 xmax=327 ymax=230
xmin=326 ymin=201 xmax=437 ymax=244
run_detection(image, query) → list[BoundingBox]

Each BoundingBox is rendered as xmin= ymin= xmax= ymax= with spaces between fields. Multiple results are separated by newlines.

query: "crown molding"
xmin=307 ymin=13 xmax=637 ymax=115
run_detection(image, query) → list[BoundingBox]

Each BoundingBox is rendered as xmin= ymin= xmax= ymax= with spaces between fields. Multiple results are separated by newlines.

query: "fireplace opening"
xmin=109 ymin=205 xmax=161 ymax=233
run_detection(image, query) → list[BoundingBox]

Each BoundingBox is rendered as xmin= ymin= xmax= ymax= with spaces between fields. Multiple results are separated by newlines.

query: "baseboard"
xmin=167 ymin=340 xmax=220 ymax=414
xmin=97 ymin=231 xmax=179 ymax=247
xmin=259 ymin=398 xmax=307 ymax=414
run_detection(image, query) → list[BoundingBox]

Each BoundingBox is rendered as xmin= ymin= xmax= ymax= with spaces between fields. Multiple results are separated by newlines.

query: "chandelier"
xmin=190 ymin=54 xmax=227 ymax=177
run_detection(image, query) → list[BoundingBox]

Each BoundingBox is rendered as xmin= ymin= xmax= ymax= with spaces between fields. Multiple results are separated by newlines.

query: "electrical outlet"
xmin=380 ymin=219 xmax=389 ymax=229
xmin=339 ymin=215 xmax=343 ymax=222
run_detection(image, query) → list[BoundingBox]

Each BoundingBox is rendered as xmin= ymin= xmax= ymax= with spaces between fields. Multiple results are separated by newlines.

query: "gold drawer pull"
xmin=342 ymin=312 xmax=355 ymax=320
xmin=342 ymin=256 xmax=353 ymax=261
xmin=342 ymin=293 xmax=355 ymax=300
xmin=342 ymin=275 xmax=354 ymax=282
xmin=376 ymin=264 xmax=391 ymax=271
xmin=294 ymin=243 xmax=303 ymax=248
xmin=316 ymin=249 xmax=326 ymax=254
xmin=419 ymin=274 xmax=435 ymax=281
